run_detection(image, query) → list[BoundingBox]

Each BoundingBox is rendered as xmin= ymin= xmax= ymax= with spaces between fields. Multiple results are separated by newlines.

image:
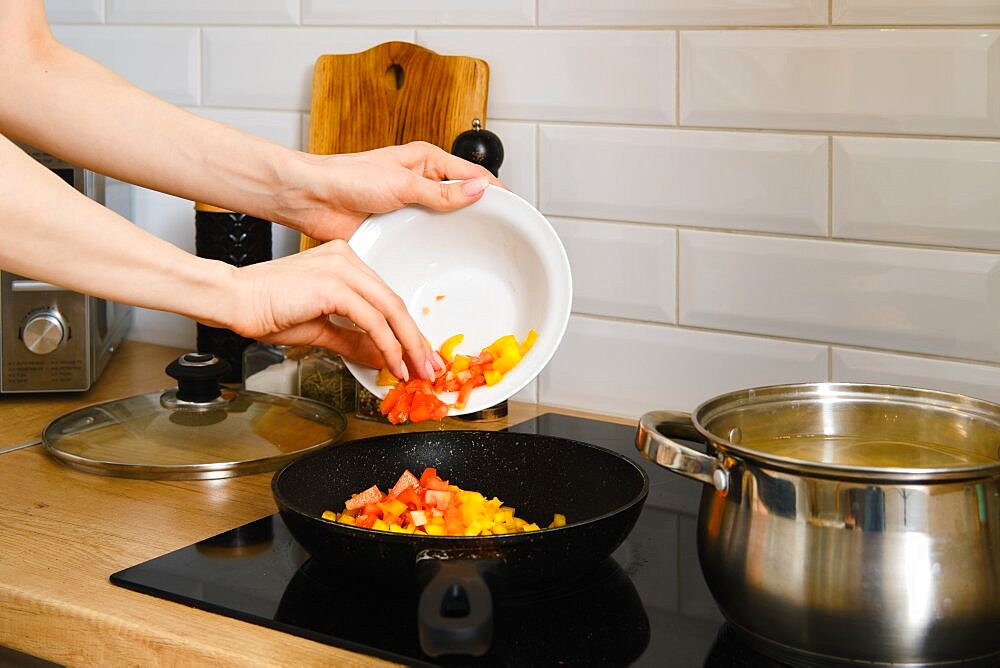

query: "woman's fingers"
xmin=406 ymin=174 xmax=490 ymax=212
xmin=286 ymin=241 xmax=436 ymax=380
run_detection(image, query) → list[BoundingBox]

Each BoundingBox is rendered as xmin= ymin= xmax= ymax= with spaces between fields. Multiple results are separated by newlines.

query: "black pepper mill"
xmin=194 ymin=203 xmax=272 ymax=383
xmin=451 ymin=118 xmax=504 ymax=178
xmin=451 ymin=119 xmax=509 ymax=421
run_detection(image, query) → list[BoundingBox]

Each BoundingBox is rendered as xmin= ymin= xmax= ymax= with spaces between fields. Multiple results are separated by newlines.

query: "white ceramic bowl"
xmin=345 ymin=185 xmax=572 ymax=416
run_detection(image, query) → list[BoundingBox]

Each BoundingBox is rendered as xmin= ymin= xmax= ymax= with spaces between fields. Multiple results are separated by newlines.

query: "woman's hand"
xmin=221 ymin=239 xmax=441 ymax=382
xmin=272 ymin=141 xmax=504 ymax=242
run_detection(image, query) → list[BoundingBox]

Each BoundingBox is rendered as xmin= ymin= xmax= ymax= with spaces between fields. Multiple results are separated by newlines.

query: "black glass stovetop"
xmin=108 ymin=414 xmax=827 ymax=667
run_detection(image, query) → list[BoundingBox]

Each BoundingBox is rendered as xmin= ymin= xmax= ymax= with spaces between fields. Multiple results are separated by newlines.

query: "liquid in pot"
xmin=742 ymin=434 xmax=998 ymax=468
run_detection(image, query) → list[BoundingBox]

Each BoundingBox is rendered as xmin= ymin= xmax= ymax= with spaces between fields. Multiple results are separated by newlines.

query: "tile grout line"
xmin=675 ymin=228 xmax=681 ymax=326
xmin=675 ymin=30 xmax=681 ymax=126
xmin=828 ymin=136 xmax=834 ymax=238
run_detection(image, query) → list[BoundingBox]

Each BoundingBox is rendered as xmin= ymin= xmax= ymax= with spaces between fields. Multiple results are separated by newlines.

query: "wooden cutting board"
xmin=301 ymin=41 xmax=489 ymax=251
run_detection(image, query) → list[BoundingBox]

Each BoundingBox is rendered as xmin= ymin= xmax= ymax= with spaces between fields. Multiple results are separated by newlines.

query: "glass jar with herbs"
xmin=297 ymin=349 xmax=356 ymax=413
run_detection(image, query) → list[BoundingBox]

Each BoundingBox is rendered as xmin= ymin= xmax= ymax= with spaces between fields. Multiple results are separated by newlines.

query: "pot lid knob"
xmin=165 ymin=352 xmax=232 ymax=403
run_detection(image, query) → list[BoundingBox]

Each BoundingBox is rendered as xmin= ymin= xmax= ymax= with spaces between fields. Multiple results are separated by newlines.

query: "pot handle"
xmin=416 ymin=559 xmax=493 ymax=657
xmin=636 ymin=410 xmax=730 ymax=493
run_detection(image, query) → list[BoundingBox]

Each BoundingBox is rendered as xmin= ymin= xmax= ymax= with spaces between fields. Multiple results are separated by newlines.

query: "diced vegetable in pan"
xmin=322 ymin=467 xmax=566 ymax=536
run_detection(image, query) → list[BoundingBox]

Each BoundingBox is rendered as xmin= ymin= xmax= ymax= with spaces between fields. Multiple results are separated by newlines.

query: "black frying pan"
xmin=271 ymin=429 xmax=648 ymax=658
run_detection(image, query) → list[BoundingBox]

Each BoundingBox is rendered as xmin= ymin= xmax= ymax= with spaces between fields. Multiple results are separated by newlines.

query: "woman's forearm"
xmin=0 ymin=2 xmax=303 ymax=228
xmin=0 ymin=134 xmax=238 ymax=328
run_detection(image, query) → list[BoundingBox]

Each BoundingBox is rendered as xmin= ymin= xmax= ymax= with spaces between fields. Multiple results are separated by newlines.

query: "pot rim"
xmin=691 ymin=382 xmax=1000 ymax=482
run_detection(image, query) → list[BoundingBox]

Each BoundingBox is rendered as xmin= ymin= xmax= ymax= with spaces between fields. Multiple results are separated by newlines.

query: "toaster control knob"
xmin=22 ymin=310 xmax=67 ymax=355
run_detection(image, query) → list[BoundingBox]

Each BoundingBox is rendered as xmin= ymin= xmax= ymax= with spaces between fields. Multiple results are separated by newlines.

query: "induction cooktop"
xmin=111 ymin=413 xmax=953 ymax=667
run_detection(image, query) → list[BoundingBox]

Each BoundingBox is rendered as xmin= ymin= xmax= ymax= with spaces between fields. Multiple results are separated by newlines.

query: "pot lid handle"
xmin=165 ymin=353 xmax=231 ymax=403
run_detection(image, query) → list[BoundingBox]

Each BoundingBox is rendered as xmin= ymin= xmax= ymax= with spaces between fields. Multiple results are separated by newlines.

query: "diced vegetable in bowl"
xmin=376 ymin=330 xmax=537 ymax=425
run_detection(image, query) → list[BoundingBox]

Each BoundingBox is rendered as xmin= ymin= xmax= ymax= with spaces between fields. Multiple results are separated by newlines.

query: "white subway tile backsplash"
xmin=540 ymin=0 xmax=827 ymax=26
xmin=551 ymin=218 xmax=677 ymax=323
xmin=418 ymin=30 xmax=675 ymax=125
xmin=50 ymin=8 xmax=1000 ymax=417
xmin=681 ymin=29 xmax=1000 ymax=138
xmin=203 ymin=28 xmax=414 ymax=110
xmin=304 ymin=1 xmax=534 ymax=26
xmin=45 ymin=0 xmax=103 ymax=23
xmin=487 ymin=120 xmax=536 ymax=206
xmin=128 ymin=188 xmax=198 ymax=350
xmin=108 ymin=1 xmax=299 ymax=25
xmin=539 ymin=315 xmax=828 ymax=417
xmin=680 ymin=230 xmax=1000 ymax=363
xmin=512 ymin=379 xmax=538 ymax=404
xmin=51 ymin=26 xmax=199 ymax=104
xmin=833 ymin=1 xmax=1000 ymax=25
xmin=833 ymin=348 xmax=1000 ymax=405
xmin=540 ymin=125 xmax=828 ymax=235
xmin=834 ymin=136 xmax=1000 ymax=251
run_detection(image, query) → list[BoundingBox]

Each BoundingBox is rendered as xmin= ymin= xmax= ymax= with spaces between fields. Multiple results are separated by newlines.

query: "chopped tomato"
xmin=424 ymin=475 xmax=450 ymax=492
xmin=419 ymin=467 xmax=439 ymax=487
xmin=380 ymin=386 xmax=404 ymax=415
xmin=389 ymin=469 xmax=420 ymax=497
xmin=388 ymin=391 xmax=413 ymax=425
xmin=322 ymin=467 xmax=566 ymax=536
xmin=454 ymin=378 xmax=478 ymax=411
xmin=395 ymin=485 xmax=423 ymax=509
xmin=425 ymin=489 xmax=453 ymax=510
xmin=409 ymin=391 xmax=449 ymax=423
xmin=377 ymin=330 xmax=537 ymax=425
xmin=344 ymin=484 xmax=383 ymax=511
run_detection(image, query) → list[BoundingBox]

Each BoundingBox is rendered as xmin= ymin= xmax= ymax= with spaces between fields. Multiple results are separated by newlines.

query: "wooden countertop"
xmin=0 ymin=340 xmax=627 ymax=666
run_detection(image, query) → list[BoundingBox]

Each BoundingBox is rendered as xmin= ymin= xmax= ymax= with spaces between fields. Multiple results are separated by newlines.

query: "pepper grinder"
xmin=451 ymin=119 xmax=508 ymax=421
xmin=194 ymin=203 xmax=272 ymax=382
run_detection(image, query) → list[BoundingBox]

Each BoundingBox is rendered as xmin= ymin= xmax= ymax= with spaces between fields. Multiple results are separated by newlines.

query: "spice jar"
xmin=242 ymin=343 xmax=298 ymax=395
xmin=297 ymin=349 xmax=356 ymax=413
xmin=355 ymin=382 xmax=389 ymax=422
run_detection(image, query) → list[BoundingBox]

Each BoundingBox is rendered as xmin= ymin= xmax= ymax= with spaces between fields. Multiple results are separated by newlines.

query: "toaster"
xmin=1 ymin=146 xmax=132 ymax=392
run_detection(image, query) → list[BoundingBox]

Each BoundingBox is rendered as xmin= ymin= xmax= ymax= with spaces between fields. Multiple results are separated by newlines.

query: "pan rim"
xmin=271 ymin=429 xmax=650 ymax=542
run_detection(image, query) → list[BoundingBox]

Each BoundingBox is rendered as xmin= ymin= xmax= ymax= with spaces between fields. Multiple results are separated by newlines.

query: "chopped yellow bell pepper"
xmin=378 ymin=498 xmax=407 ymax=517
xmin=484 ymin=369 xmax=503 ymax=386
xmin=520 ymin=329 xmax=538 ymax=355
xmin=549 ymin=513 xmax=566 ymax=528
xmin=439 ymin=333 xmax=465 ymax=363
xmin=486 ymin=334 xmax=522 ymax=374
xmin=376 ymin=367 xmax=399 ymax=386
xmin=450 ymin=354 xmax=471 ymax=373
xmin=321 ymin=510 xmax=338 ymax=521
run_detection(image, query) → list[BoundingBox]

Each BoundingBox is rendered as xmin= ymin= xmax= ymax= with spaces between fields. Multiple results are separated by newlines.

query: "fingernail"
xmin=423 ymin=359 xmax=436 ymax=381
xmin=433 ymin=351 xmax=446 ymax=370
xmin=461 ymin=177 xmax=489 ymax=197
xmin=398 ymin=362 xmax=410 ymax=383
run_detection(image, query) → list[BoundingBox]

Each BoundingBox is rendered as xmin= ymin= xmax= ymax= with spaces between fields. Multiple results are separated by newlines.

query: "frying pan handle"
xmin=416 ymin=560 xmax=493 ymax=657
xmin=636 ymin=410 xmax=730 ymax=493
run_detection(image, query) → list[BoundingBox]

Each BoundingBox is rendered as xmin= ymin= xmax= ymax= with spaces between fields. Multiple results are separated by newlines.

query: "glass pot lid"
xmin=43 ymin=353 xmax=347 ymax=480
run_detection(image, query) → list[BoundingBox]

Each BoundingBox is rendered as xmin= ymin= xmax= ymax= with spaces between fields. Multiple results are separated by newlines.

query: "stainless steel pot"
xmin=636 ymin=383 xmax=1000 ymax=666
